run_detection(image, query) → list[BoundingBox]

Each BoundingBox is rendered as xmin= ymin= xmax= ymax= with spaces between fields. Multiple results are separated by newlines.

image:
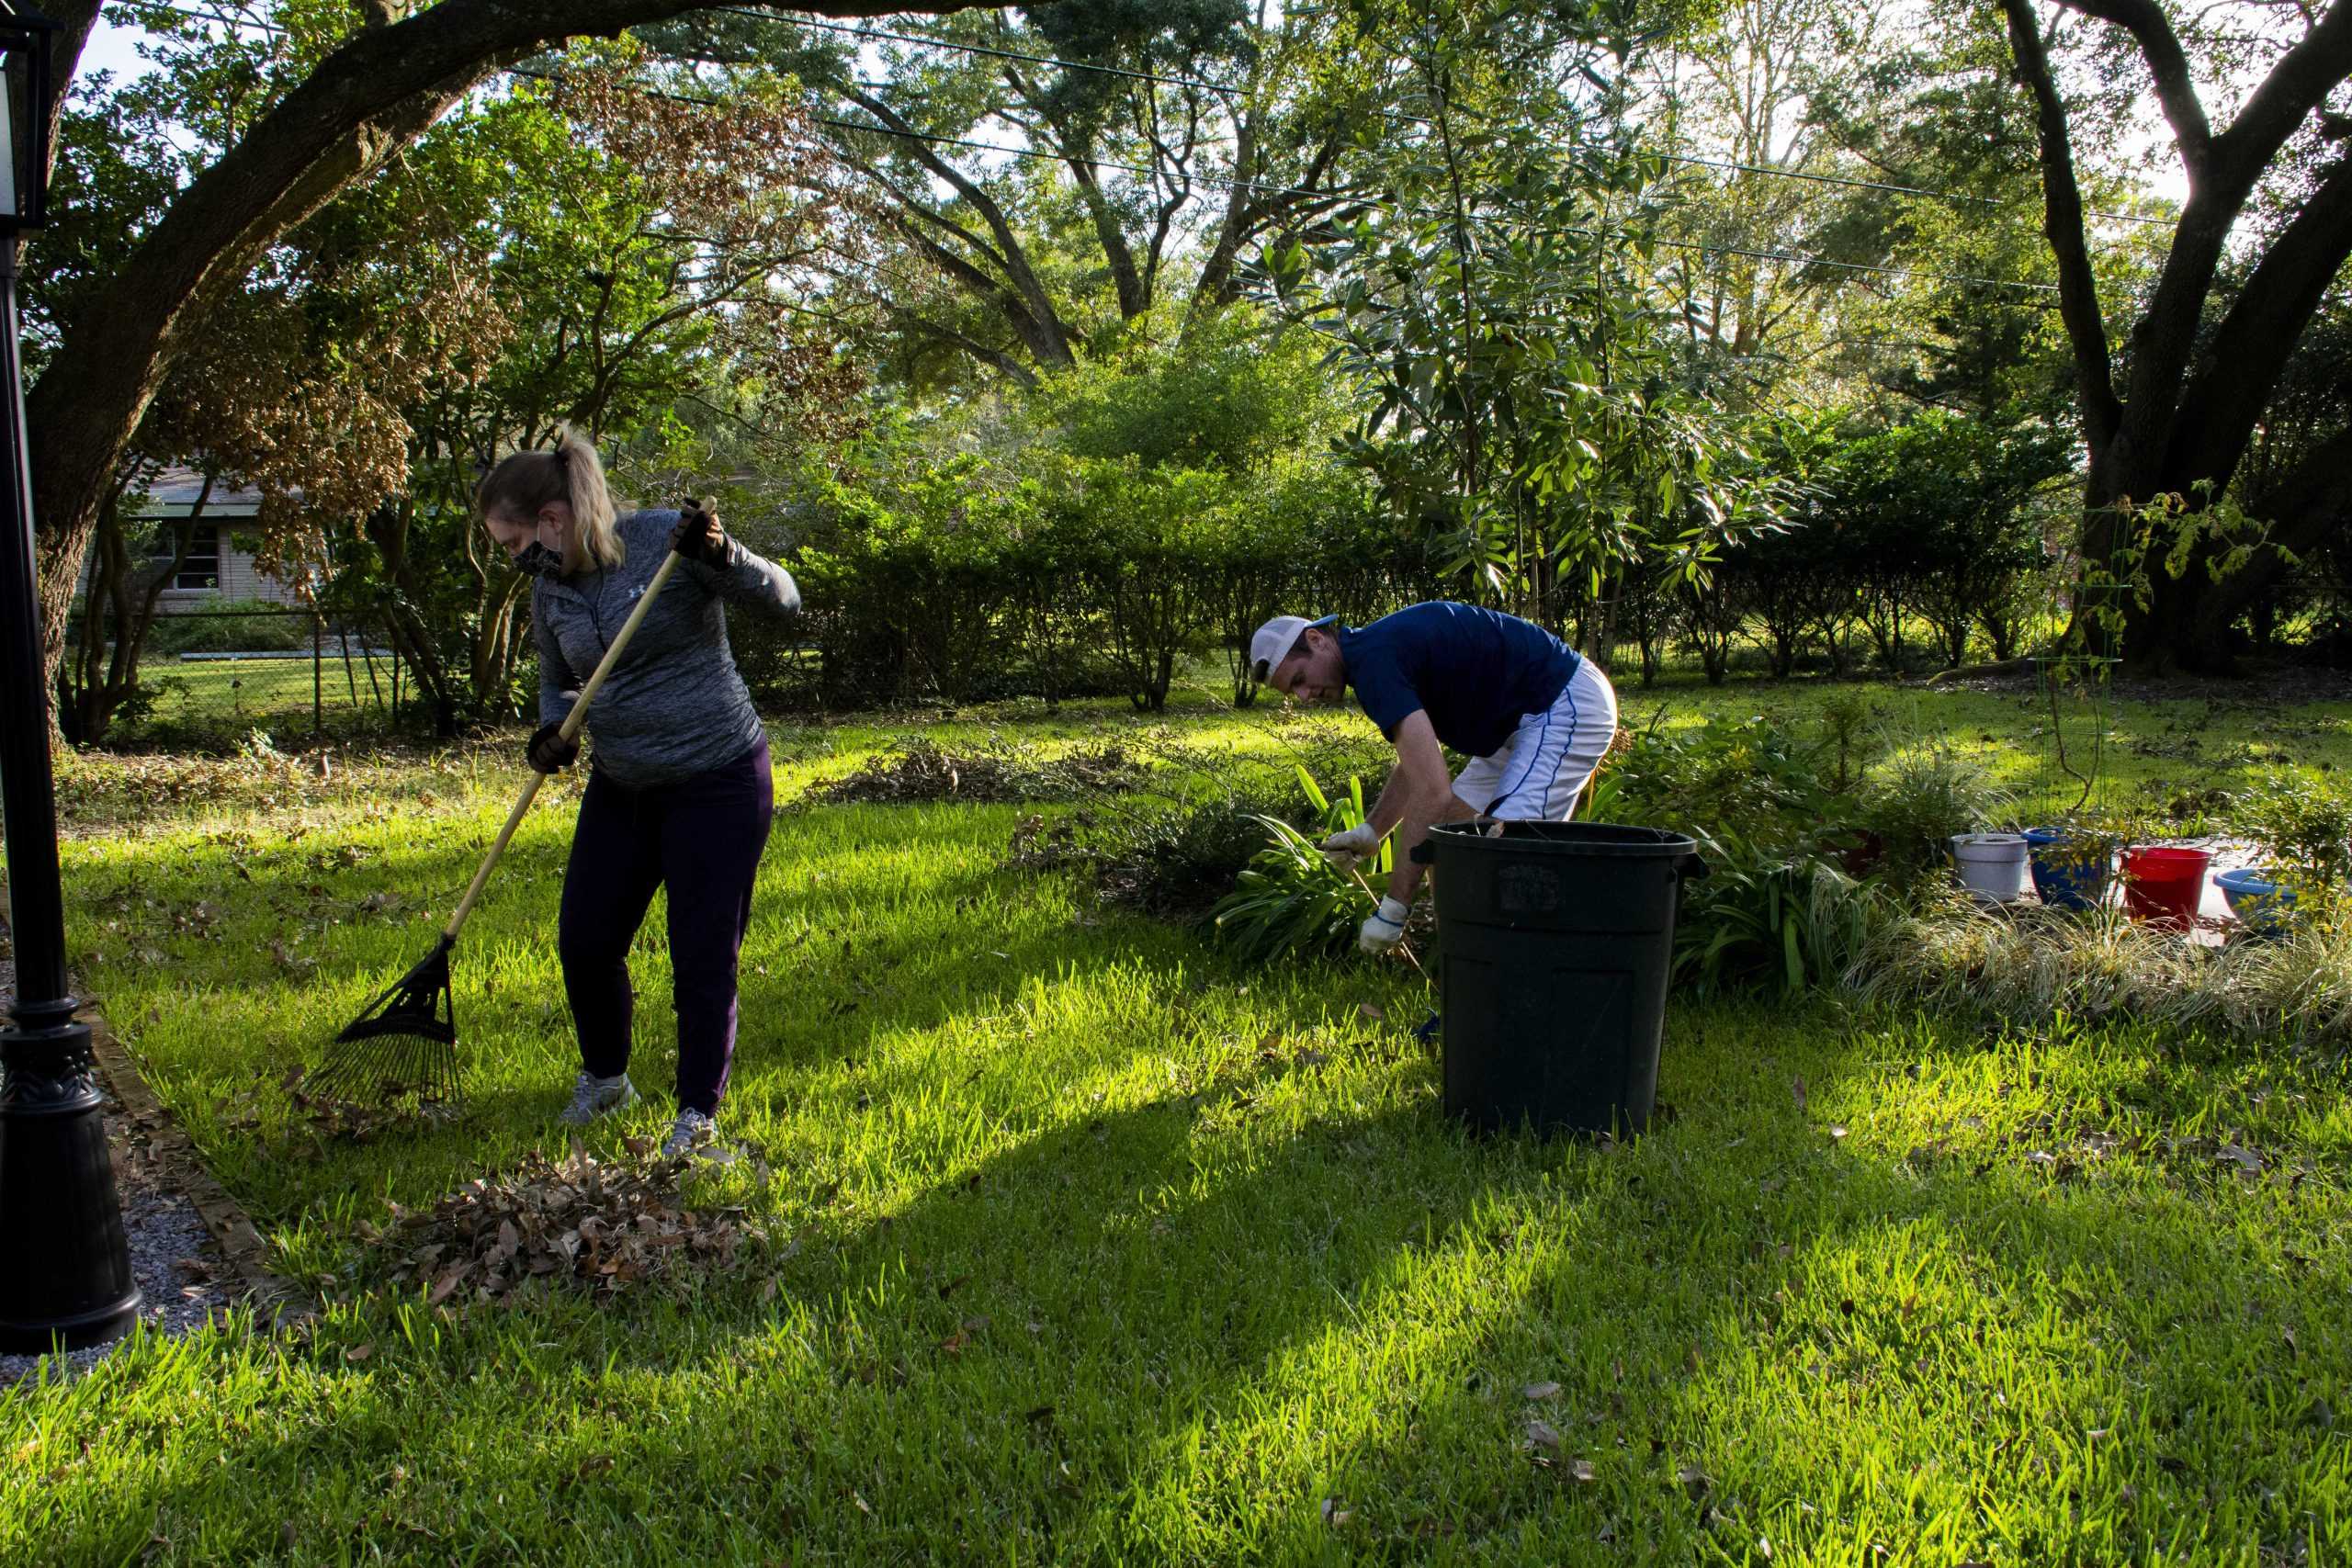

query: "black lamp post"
xmin=0 ymin=2 xmax=141 ymax=1353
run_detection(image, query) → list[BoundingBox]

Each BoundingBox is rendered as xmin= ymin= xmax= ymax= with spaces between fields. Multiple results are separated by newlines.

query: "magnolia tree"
xmin=1280 ymin=0 xmax=1786 ymax=643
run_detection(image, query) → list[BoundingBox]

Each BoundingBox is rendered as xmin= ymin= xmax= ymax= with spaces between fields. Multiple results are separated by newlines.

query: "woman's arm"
xmin=697 ymin=534 xmax=802 ymax=620
xmin=671 ymin=502 xmax=800 ymax=620
xmin=536 ymin=588 xmax=582 ymax=728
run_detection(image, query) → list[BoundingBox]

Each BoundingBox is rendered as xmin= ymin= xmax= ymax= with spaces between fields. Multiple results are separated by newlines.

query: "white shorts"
xmin=1451 ymin=658 xmax=1619 ymax=821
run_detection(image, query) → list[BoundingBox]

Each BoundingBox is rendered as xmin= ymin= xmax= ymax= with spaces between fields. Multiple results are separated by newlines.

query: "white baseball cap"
xmin=1249 ymin=614 xmax=1336 ymax=683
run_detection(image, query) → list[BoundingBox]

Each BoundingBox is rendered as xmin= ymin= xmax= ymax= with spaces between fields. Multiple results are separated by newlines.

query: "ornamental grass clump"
xmin=1855 ymin=740 xmax=2013 ymax=886
xmin=1844 ymin=892 xmax=2352 ymax=1047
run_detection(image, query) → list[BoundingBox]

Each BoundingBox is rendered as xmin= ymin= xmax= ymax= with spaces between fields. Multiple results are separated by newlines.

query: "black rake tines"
xmin=316 ymin=934 xmax=462 ymax=1106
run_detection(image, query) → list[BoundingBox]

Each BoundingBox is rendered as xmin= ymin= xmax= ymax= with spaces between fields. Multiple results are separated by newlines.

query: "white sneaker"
xmin=559 ymin=1071 xmax=638 ymax=1126
xmin=662 ymin=1108 xmax=717 ymax=1158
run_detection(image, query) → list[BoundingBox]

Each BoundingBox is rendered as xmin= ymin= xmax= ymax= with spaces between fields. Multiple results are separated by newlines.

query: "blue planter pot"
xmin=2024 ymin=826 xmax=2114 ymax=911
xmin=2214 ymin=866 xmax=2298 ymax=934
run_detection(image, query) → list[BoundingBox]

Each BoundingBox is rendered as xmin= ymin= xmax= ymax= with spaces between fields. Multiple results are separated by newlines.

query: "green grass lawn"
xmin=8 ymin=674 xmax=2352 ymax=1563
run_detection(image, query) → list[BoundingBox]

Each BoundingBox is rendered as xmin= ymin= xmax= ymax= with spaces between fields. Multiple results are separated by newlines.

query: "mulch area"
xmin=0 ymin=942 xmax=301 ymax=1385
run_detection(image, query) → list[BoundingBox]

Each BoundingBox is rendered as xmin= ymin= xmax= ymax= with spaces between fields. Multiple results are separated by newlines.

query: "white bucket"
xmin=1951 ymin=833 xmax=2030 ymax=903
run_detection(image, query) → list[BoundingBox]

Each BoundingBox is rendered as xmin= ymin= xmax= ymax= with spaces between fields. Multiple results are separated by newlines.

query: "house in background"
xmin=81 ymin=466 xmax=312 ymax=611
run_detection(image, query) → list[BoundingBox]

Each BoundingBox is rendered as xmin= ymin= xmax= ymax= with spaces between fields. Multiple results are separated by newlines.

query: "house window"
xmin=154 ymin=523 xmax=220 ymax=591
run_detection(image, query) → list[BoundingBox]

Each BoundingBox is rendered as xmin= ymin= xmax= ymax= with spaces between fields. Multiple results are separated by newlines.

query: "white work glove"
xmin=1320 ymin=821 xmax=1383 ymax=872
xmin=1358 ymin=896 xmax=1410 ymax=954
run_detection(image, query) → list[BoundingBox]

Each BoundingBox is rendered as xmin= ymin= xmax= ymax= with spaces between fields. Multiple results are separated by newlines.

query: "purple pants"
xmin=558 ymin=737 xmax=773 ymax=1115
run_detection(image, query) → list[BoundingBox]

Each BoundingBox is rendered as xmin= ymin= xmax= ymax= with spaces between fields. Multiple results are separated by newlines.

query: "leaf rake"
xmin=316 ymin=545 xmax=687 ymax=1110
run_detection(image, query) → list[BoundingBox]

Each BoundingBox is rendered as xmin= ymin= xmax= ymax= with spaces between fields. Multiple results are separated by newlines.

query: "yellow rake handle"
xmin=443 ymin=548 xmax=687 ymax=939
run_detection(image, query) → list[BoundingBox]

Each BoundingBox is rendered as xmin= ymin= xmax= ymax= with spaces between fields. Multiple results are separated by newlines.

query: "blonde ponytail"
xmin=474 ymin=425 xmax=627 ymax=575
xmin=553 ymin=426 xmax=622 ymax=572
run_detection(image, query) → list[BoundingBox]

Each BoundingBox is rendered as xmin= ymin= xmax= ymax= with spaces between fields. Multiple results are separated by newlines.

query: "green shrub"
xmin=1857 ymin=741 xmax=2012 ymax=886
xmin=1589 ymin=713 xmax=1844 ymax=852
xmin=146 ymin=601 xmax=312 ymax=657
xmin=2233 ymin=771 xmax=2352 ymax=889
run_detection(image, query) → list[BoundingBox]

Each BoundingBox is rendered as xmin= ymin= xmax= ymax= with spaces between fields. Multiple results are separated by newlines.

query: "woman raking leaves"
xmin=480 ymin=429 xmax=800 ymax=1157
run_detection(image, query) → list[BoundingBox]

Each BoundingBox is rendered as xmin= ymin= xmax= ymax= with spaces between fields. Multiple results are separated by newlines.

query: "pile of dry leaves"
xmin=361 ymin=1143 xmax=768 ymax=1306
xmin=799 ymin=737 xmax=1142 ymax=807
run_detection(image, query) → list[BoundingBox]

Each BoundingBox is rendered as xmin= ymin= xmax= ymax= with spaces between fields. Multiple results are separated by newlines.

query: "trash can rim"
xmin=1423 ymin=820 xmax=1698 ymax=857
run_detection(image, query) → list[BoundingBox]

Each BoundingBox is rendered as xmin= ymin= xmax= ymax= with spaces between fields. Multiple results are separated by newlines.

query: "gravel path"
xmin=0 ymin=944 xmax=238 ymax=1386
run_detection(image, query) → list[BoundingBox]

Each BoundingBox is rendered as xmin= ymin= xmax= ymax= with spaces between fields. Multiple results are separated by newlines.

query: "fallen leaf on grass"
xmin=1677 ymin=1464 xmax=1711 ymax=1501
xmin=576 ymin=1456 xmax=614 ymax=1478
xmin=1320 ymin=1496 xmax=1352 ymax=1526
xmin=1523 ymin=1419 xmax=1562 ymax=1452
xmin=1567 ymin=1458 xmax=1597 ymax=1483
xmin=1792 ymin=1075 xmax=1806 ymax=1111
xmin=344 ymin=1343 xmax=373 ymax=1363
xmin=1356 ymin=1002 xmax=1385 ymax=1022
xmin=1523 ymin=1382 xmax=1562 ymax=1401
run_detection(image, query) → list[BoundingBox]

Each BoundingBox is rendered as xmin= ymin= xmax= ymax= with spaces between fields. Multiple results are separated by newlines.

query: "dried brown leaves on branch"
xmin=140 ymin=161 xmax=513 ymax=590
xmin=551 ymin=51 xmax=878 ymax=444
xmin=363 ymin=1143 xmax=768 ymax=1306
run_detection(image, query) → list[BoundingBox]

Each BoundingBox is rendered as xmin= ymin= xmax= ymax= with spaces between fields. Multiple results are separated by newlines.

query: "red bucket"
xmin=2120 ymin=846 xmax=2212 ymax=931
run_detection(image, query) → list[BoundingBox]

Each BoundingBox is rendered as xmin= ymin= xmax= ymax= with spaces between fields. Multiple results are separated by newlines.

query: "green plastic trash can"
xmin=1413 ymin=821 xmax=1703 ymax=1136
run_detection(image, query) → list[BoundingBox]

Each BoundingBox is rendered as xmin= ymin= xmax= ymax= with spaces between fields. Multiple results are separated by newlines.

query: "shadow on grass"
xmin=34 ymin=973 xmax=2352 ymax=1562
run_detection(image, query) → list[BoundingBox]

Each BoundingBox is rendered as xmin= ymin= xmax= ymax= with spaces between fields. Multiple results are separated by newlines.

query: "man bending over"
xmin=1250 ymin=602 xmax=1619 ymax=953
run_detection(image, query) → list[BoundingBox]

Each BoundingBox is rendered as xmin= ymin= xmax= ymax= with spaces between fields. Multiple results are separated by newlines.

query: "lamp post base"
xmin=0 ymin=1000 xmax=140 ymax=1353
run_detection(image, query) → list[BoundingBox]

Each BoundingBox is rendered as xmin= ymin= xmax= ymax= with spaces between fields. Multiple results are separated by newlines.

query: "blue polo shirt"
xmin=1338 ymin=603 xmax=1580 ymax=758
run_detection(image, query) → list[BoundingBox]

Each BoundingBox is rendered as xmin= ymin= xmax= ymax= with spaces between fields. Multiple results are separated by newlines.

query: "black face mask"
xmin=514 ymin=541 xmax=563 ymax=578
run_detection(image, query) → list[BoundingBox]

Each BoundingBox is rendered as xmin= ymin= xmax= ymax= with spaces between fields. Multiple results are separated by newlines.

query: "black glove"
xmin=527 ymin=722 xmax=580 ymax=773
xmin=671 ymin=497 xmax=728 ymax=564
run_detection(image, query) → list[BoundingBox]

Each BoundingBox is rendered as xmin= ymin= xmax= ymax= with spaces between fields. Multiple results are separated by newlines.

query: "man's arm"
xmin=1380 ymin=710 xmax=1476 ymax=905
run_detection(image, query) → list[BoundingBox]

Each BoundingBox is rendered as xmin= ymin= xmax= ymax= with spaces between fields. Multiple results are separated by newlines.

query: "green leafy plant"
xmin=1210 ymin=770 xmax=1387 ymax=964
xmin=1857 ymin=741 xmax=2013 ymax=886
xmin=1816 ymin=693 xmax=1881 ymax=794
xmin=1587 ymin=714 xmax=1845 ymax=852
xmin=1674 ymin=829 xmax=1884 ymax=998
xmin=2233 ymin=772 xmax=2352 ymax=890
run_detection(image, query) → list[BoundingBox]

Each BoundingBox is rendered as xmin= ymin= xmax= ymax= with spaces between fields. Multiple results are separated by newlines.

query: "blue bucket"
xmin=2025 ymin=826 xmax=2114 ymax=911
xmin=2214 ymin=866 xmax=2297 ymax=935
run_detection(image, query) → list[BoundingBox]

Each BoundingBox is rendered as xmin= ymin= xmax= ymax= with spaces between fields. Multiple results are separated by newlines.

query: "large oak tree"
xmin=1997 ymin=0 xmax=2352 ymax=669
xmin=27 ymin=0 xmax=988 ymax=688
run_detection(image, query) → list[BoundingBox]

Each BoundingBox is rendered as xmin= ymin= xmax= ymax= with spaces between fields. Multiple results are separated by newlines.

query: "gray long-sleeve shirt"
xmin=534 ymin=508 xmax=799 ymax=789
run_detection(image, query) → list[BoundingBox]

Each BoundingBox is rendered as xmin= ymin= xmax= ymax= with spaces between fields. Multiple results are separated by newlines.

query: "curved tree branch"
xmin=2052 ymin=0 xmax=2212 ymax=170
xmin=1999 ymin=0 xmax=2120 ymax=452
xmin=2169 ymin=151 xmax=2352 ymax=492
